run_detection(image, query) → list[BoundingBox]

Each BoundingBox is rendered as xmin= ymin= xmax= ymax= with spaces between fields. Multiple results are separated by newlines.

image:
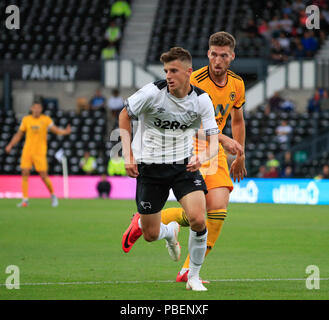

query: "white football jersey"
xmin=126 ymin=80 xmax=219 ymax=164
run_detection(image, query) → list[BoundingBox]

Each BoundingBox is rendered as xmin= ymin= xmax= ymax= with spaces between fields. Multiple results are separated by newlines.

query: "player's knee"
xmin=142 ymin=230 xmax=159 ymax=242
xmin=189 ymin=214 xmax=206 ymax=231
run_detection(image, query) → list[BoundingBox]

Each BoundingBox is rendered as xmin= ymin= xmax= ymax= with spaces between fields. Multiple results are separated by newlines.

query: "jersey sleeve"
xmin=126 ymin=83 xmax=155 ymax=119
xmin=46 ymin=115 xmax=54 ymax=128
xmin=234 ymin=80 xmax=246 ymax=109
xmin=198 ymin=93 xmax=220 ymax=135
xmin=19 ymin=117 xmax=27 ymax=132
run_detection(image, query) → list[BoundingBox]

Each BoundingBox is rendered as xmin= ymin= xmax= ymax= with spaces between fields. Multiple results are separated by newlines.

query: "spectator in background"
xmin=280 ymin=151 xmax=295 ymax=176
xmin=298 ymin=9 xmax=308 ymax=26
xmin=105 ymin=21 xmax=121 ymax=51
xmin=307 ymin=88 xmax=329 ymax=113
xmin=90 ymin=89 xmax=106 ymax=112
xmin=268 ymin=15 xmax=281 ymax=37
xmin=244 ymin=19 xmax=258 ymax=38
xmin=107 ymin=88 xmax=124 ymax=121
xmin=80 ymin=151 xmax=97 ymax=174
xmin=257 ymin=165 xmax=267 ymax=178
xmin=279 ymin=14 xmax=293 ymax=34
xmin=277 ymin=31 xmax=291 ymax=54
xmin=314 ymin=164 xmax=329 ymax=180
xmin=307 ymin=95 xmax=321 ymax=113
xmin=292 ymin=38 xmax=305 ymax=58
xmin=107 ymin=154 xmax=126 ymax=176
xmin=76 ymin=96 xmax=90 ymax=113
xmin=101 ymin=43 xmax=117 ymax=60
xmin=276 ymin=120 xmax=293 ymax=144
xmin=292 ymin=0 xmax=306 ymax=13
xmin=280 ymin=98 xmax=295 ymax=112
xmin=318 ymin=30 xmax=328 ymax=47
xmin=266 ymin=152 xmax=280 ymax=175
xmin=110 ymin=0 xmax=131 ymax=22
xmin=258 ymin=19 xmax=271 ymax=40
xmin=301 ymin=31 xmax=318 ymax=57
xmin=270 ymin=38 xmax=288 ymax=63
xmin=264 ymin=166 xmax=279 ymax=178
xmin=281 ymin=165 xmax=293 ymax=178
xmin=282 ymin=3 xmax=293 ymax=16
xmin=315 ymin=88 xmax=328 ymax=101
xmin=265 ymin=91 xmax=284 ymax=114
xmin=96 ymin=174 xmax=112 ymax=198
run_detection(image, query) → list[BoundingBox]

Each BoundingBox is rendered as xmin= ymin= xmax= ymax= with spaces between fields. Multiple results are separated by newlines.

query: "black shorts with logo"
xmin=136 ymin=159 xmax=208 ymax=214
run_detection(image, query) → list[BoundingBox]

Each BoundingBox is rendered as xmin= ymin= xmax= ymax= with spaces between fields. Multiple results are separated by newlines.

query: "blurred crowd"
xmin=257 ymin=151 xmax=329 ymax=179
xmin=101 ymin=0 xmax=132 ymax=60
xmin=242 ymin=0 xmax=329 ymax=62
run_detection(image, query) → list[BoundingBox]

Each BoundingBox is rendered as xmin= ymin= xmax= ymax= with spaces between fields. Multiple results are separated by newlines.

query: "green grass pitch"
xmin=0 ymin=199 xmax=328 ymax=300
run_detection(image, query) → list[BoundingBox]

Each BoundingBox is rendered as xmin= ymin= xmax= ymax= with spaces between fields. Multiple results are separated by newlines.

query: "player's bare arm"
xmin=218 ymin=132 xmax=244 ymax=156
xmin=230 ymin=107 xmax=247 ymax=182
xmin=187 ymin=133 xmax=219 ymax=172
xmin=196 ymin=128 xmax=242 ymax=156
xmin=5 ymin=130 xmax=25 ymax=153
xmin=119 ymin=107 xmax=138 ymax=178
xmin=49 ymin=124 xmax=71 ymax=136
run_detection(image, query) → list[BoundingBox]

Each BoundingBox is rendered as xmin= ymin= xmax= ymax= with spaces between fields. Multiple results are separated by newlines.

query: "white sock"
xmin=157 ymin=222 xmax=175 ymax=241
xmin=188 ymin=228 xmax=208 ymax=280
xmin=138 ymin=217 xmax=142 ymax=229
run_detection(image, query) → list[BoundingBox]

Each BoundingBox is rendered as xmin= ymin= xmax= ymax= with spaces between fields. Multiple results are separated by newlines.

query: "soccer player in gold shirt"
xmin=5 ymin=102 xmax=71 ymax=207
xmin=164 ymin=31 xmax=247 ymax=282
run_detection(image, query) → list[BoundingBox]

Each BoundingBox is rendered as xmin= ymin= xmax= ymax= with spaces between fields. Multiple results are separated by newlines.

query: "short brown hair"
xmin=209 ymin=31 xmax=236 ymax=50
xmin=160 ymin=47 xmax=192 ymax=65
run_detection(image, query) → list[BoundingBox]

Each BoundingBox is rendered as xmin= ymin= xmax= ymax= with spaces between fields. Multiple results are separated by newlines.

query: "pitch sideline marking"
xmin=1 ymin=278 xmax=329 ymax=287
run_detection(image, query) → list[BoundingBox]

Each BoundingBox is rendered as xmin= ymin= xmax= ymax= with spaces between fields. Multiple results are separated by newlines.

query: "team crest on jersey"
xmin=230 ymin=92 xmax=236 ymax=101
xmin=157 ymin=107 xmax=166 ymax=113
xmin=187 ymin=111 xmax=198 ymax=120
xmin=31 ymin=125 xmax=40 ymax=132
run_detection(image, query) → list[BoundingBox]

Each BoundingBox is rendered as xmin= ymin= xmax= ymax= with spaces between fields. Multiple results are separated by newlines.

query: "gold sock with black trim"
xmin=161 ymin=207 xmax=190 ymax=227
xmin=205 ymin=209 xmax=227 ymax=256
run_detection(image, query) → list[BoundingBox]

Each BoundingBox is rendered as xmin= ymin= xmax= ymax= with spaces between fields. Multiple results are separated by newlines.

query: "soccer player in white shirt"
xmin=120 ymin=47 xmax=240 ymax=291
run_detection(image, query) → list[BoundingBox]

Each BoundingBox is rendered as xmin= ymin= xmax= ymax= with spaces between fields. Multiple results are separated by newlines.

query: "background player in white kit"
xmin=120 ymin=47 xmax=240 ymax=291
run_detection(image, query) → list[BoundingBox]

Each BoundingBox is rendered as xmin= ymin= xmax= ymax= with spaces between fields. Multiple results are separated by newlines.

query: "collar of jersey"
xmin=167 ymin=85 xmax=193 ymax=99
xmin=207 ymin=65 xmax=228 ymax=88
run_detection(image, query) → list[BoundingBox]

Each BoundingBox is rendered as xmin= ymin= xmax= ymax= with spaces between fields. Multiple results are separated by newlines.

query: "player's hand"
xmin=64 ymin=124 xmax=71 ymax=135
xmin=186 ymin=155 xmax=202 ymax=172
xmin=230 ymin=154 xmax=247 ymax=182
xmin=124 ymin=156 xmax=139 ymax=178
xmin=220 ymin=135 xmax=244 ymax=156
xmin=5 ymin=144 xmax=12 ymax=154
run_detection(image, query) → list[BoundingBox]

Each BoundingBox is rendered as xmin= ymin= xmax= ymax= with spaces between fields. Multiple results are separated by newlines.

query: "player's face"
xmin=208 ymin=45 xmax=235 ymax=78
xmin=164 ymin=60 xmax=192 ymax=95
xmin=31 ymin=103 xmax=43 ymax=117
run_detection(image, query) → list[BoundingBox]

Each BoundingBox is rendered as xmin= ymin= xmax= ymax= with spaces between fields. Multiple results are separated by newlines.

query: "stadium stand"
xmin=146 ymin=0 xmax=328 ymax=63
xmin=0 ymin=0 xmax=131 ymax=61
xmin=0 ymin=0 xmax=328 ymax=180
xmin=0 ymin=106 xmax=109 ymax=175
xmin=1 ymin=90 xmax=328 ymax=178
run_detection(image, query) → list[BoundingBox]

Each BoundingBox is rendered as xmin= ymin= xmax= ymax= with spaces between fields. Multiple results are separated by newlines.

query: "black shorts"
xmin=136 ymin=160 xmax=207 ymax=214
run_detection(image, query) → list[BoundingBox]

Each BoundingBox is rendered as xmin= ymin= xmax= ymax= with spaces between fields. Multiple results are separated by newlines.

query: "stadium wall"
xmin=1 ymin=176 xmax=328 ymax=205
